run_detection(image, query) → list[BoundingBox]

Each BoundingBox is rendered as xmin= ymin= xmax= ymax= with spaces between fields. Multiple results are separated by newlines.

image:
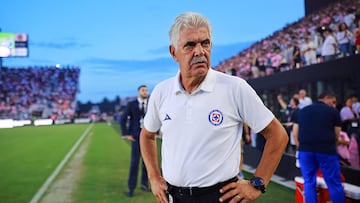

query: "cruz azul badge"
xmin=208 ymin=109 xmax=223 ymax=126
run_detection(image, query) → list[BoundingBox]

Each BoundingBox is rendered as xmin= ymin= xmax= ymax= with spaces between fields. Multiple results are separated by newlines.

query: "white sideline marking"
xmin=29 ymin=123 xmax=94 ymax=203
xmin=243 ymin=164 xmax=296 ymax=190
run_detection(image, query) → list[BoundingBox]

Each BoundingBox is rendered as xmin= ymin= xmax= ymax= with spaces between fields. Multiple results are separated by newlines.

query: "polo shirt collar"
xmin=173 ymin=68 xmax=216 ymax=95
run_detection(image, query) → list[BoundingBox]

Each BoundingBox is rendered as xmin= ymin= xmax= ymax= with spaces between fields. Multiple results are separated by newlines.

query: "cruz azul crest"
xmin=208 ymin=109 xmax=223 ymax=126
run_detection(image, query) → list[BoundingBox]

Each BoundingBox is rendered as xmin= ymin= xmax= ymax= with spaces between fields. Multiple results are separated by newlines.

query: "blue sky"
xmin=1 ymin=0 xmax=304 ymax=103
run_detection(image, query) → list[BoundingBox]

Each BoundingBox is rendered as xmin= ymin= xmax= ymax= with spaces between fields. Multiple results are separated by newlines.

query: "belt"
xmin=167 ymin=176 xmax=238 ymax=197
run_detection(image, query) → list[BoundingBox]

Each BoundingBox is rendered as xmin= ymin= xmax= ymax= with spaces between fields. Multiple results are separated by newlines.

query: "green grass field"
xmin=0 ymin=124 xmax=89 ymax=203
xmin=0 ymin=123 xmax=295 ymax=203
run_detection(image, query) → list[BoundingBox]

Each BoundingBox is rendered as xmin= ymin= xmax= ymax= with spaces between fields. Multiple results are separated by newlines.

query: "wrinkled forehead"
xmin=179 ymin=26 xmax=210 ymax=40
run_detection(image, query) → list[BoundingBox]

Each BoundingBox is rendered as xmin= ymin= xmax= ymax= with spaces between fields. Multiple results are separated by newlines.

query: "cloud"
xmin=143 ymin=41 xmax=254 ymax=66
xmin=80 ymin=56 xmax=177 ymax=72
xmin=147 ymin=46 xmax=169 ymax=55
xmin=146 ymin=41 xmax=254 ymax=60
xmin=30 ymin=38 xmax=91 ymax=49
xmin=81 ymin=40 xmax=253 ymax=68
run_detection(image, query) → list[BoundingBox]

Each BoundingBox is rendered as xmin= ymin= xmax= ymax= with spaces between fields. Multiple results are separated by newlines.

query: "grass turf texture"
xmin=73 ymin=123 xmax=158 ymax=203
xmin=0 ymin=123 xmax=295 ymax=202
xmin=0 ymin=124 xmax=89 ymax=203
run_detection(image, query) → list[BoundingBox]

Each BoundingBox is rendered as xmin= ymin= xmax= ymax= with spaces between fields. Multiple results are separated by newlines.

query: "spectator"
xmin=354 ymin=27 xmax=360 ymax=54
xmin=337 ymin=131 xmax=351 ymax=167
xmin=350 ymin=94 xmax=360 ymax=115
xmin=265 ymin=48 xmax=275 ymax=75
xmin=257 ymin=49 xmax=267 ymax=77
xmin=271 ymin=47 xmax=283 ymax=73
xmin=344 ymin=8 xmax=356 ymax=31
xmin=277 ymin=94 xmax=300 ymax=153
xmin=249 ymin=52 xmax=260 ymax=78
xmin=340 ymin=96 xmax=359 ymax=137
xmin=291 ymin=40 xmax=302 ymax=69
xmin=298 ymin=89 xmax=312 ymax=109
xmin=238 ymin=123 xmax=251 ymax=179
xmin=340 ymin=96 xmax=360 ymax=164
xmin=301 ymin=34 xmax=318 ymax=66
xmin=349 ymin=135 xmax=360 ymax=168
xmin=321 ymin=28 xmax=338 ymax=62
xmin=336 ymin=22 xmax=354 ymax=56
xmin=355 ymin=7 xmax=360 ymax=26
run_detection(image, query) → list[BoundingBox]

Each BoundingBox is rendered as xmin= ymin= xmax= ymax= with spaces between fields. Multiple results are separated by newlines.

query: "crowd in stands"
xmin=214 ymin=0 xmax=360 ymax=80
xmin=0 ymin=65 xmax=80 ymax=120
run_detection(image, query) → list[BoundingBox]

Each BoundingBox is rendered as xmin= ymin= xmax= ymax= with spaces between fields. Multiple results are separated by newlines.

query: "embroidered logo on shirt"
xmin=208 ymin=109 xmax=223 ymax=126
xmin=163 ymin=114 xmax=171 ymax=121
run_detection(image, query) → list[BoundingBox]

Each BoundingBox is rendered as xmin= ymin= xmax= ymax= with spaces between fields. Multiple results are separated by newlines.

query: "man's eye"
xmin=201 ymin=40 xmax=210 ymax=46
xmin=184 ymin=42 xmax=196 ymax=47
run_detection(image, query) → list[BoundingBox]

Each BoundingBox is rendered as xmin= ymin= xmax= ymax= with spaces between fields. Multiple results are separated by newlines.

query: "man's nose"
xmin=194 ymin=43 xmax=205 ymax=56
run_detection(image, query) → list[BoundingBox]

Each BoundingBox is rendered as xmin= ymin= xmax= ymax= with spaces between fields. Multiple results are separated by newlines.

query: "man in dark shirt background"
xmin=293 ymin=91 xmax=345 ymax=203
xmin=120 ymin=85 xmax=151 ymax=197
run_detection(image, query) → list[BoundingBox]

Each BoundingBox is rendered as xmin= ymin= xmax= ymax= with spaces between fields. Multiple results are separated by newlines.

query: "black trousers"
xmin=128 ymin=138 xmax=148 ymax=191
xmin=167 ymin=177 xmax=237 ymax=203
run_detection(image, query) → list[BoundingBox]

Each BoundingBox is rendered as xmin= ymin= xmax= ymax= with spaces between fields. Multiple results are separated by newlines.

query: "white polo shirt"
xmin=144 ymin=68 xmax=274 ymax=187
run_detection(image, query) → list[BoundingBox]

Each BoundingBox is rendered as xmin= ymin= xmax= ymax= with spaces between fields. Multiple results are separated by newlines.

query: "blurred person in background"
xmin=336 ymin=22 xmax=354 ymax=57
xmin=321 ymin=28 xmax=338 ymax=62
xmin=291 ymin=39 xmax=303 ymax=69
xmin=293 ymin=92 xmax=345 ymax=203
xmin=350 ymin=95 xmax=360 ymax=115
xmin=340 ymin=96 xmax=359 ymax=136
xmin=301 ymin=34 xmax=318 ymax=66
xmin=277 ymin=94 xmax=300 ymax=153
xmin=298 ymin=89 xmax=312 ymax=109
xmin=354 ymin=27 xmax=360 ymax=54
xmin=238 ymin=123 xmax=252 ymax=179
xmin=120 ymin=85 xmax=151 ymax=197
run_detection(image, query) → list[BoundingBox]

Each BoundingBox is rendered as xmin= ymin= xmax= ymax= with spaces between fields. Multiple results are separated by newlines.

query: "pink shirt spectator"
xmin=337 ymin=131 xmax=350 ymax=160
xmin=340 ymin=106 xmax=359 ymax=121
xmin=271 ymin=54 xmax=282 ymax=68
xmin=349 ymin=136 xmax=360 ymax=168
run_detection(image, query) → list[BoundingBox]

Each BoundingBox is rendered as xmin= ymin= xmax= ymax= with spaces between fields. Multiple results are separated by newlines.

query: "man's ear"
xmin=169 ymin=45 xmax=178 ymax=62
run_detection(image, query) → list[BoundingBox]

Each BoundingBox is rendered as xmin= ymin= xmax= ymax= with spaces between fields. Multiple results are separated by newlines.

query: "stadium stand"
xmin=213 ymin=0 xmax=360 ymax=80
xmin=0 ymin=66 xmax=79 ymax=121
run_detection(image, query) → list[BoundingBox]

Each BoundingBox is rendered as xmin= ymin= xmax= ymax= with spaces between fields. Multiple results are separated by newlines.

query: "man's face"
xmin=323 ymin=31 xmax=329 ymax=37
xmin=139 ymin=87 xmax=148 ymax=99
xmin=290 ymin=98 xmax=297 ymax=108
xmin=169 ymin=26 xmax=211 ymax=79
xmin=299 ymin=90 xmax=306 ymax=98
xmin=324 ymin=97 xmax=337 ymax=108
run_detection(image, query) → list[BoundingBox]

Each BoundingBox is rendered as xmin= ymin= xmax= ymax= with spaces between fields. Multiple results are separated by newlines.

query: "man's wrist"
xmin=250 ymin=176 xmax=266 ymax=193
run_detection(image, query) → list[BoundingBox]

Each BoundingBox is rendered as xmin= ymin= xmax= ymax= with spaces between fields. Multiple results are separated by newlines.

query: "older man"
xmin=140 ymin=12 xmax=288 ymax=203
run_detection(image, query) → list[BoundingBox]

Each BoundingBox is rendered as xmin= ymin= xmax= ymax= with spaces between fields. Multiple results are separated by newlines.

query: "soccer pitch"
xmin=0 ymin=123 xmax=295 ymax=203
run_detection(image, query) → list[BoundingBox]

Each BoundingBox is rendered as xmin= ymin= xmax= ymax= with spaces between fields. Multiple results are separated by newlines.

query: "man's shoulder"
xmin=128 ymin=99 xmax=138 ymax=106
xmin=150 ymin=76 xmax=177 ymax=98
xmin=157 ymin=76 xmax=176 ymax=87
xmin=212 ymin=69 xmax=245 ymax=83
